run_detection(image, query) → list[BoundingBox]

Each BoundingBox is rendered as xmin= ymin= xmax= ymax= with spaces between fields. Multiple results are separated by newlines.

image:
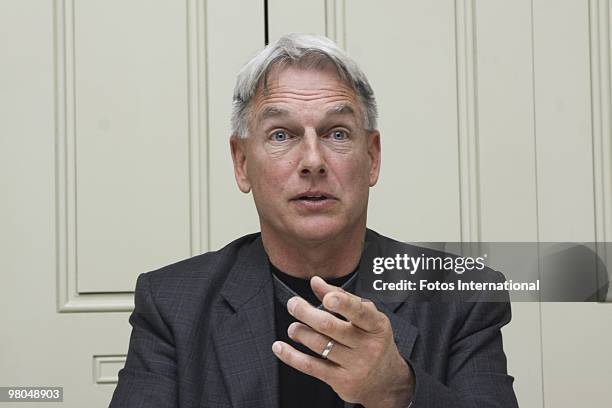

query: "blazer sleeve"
xmin=408 ymin=300 xmax=519 ymax=408
xmin=109 ymin=272 xmax=178 ymax=408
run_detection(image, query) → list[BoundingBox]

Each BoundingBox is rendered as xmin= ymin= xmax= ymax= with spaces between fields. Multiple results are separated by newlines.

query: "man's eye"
xmin=271 ymin=131 xmax=289 ymax=142
xmin=331 ymin=130 xmax=348 ymax=141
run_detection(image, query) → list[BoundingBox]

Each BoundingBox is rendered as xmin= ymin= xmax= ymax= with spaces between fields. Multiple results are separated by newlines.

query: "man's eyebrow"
xmin=257 ymin=103 xmax=358 ymax=122
xmin=326 ymin=104 xmax=357 ymax=117
xmin=258 ymin=106 xmax=290 ymax=120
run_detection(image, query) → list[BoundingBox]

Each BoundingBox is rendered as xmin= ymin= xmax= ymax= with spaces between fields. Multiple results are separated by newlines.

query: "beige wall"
xmin=1 ymin=0 xmax=611 ymax=406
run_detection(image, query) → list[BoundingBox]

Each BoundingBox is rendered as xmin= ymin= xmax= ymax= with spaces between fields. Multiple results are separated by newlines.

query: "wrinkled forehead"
xmin=249 ymin=64 xmax=364 ymax=128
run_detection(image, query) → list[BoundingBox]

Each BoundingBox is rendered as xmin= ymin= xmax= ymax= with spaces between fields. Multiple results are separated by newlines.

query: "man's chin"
xmin=288 ymin=222 xmax=349 ymax=244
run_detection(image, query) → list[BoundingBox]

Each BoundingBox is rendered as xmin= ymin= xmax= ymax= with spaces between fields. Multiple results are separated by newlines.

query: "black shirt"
xmin=271 ymin=263 xmax=357 ymax=408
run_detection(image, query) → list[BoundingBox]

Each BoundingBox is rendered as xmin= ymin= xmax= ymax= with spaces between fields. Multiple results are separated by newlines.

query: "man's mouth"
xmin=297 ymin=195 xmax=329 ymax=201
xmin=291 ymin=191 xmax=337 ymax=204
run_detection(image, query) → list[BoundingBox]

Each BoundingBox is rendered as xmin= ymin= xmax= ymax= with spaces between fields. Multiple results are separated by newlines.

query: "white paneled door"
xmin=1 ymin=1 xmax=263 ymax=406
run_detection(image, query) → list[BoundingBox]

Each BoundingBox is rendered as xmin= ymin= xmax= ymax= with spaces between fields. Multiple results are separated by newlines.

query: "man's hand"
xmin=271 ymin=276 xmax=415 ymax=408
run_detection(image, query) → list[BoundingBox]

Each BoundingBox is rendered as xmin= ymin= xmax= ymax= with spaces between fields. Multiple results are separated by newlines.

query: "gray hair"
xmin=230 ymin=33 xmax=378 ymax=138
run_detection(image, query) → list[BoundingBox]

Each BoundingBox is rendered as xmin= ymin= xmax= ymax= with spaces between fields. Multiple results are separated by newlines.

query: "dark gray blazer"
xmin=110 ymin=230 xmax=519 ymax=407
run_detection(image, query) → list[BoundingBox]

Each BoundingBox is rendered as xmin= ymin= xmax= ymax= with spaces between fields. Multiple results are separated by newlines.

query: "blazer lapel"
xmin=344 ymin=231 xmax=420 ymax=408
xmin=355 ymin=230 xmax=420 ymax=360
xmin=212 ymin=236 xmax=279 ymax=408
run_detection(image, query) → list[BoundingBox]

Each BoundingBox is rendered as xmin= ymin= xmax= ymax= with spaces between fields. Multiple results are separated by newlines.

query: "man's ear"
xmin=230 ymin=136 xmax=252 ymax=193
xmin=367 ymin=130 xmax=381 ymax=187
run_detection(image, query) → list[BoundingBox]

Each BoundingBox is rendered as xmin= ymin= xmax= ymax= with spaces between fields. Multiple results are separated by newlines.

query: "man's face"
xmin=231 ymin=64 xmax=381 ymax=244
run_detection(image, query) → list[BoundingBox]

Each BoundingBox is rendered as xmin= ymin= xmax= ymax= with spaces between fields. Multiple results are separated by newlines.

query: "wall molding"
xmin=54 ymin=0 xmax=134 ymax=312
xmin=54 ymin=0 xmax=208 ymax=312
xmin=93 ymin=355 xmax=126 ymax=384
xmin=589 ymin=0 xmax=612 ymax=301
xmin=454 ymin=0 xmax=482 ymax=242
xmin=54 ymin=0 xmax=132 ymax=312
xmin=187 ymin=0 xmax=209 ymax=255
xmin=325 ymin=0 xmax=345 ymax=48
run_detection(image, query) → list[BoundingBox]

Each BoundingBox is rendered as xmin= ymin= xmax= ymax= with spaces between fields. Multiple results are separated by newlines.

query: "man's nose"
xmin=299 ymin=132 xmax=326 ymax=176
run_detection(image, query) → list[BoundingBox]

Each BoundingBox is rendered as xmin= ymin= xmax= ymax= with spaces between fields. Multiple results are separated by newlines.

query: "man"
xmin=110 ymin=34 xmax=519 ymax=408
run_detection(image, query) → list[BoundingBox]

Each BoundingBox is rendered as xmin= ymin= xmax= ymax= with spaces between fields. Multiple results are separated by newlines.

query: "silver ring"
xmin=321 ymin=340 xmax=335 ymax=359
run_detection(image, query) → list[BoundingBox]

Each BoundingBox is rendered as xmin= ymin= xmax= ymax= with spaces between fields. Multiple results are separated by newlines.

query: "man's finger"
xmin=287 ymin=297 xmax=358 ymax=347
xmin=325 ymin=293 xmax=385 ymax=334
xmin=272 ymin=340 xmax=335 ymax=382
xmin=310 ymin=275 xmax=347 ymax=304
xmin=287 ymin=322 xmax=351 ymax=366
xmin=311 ymin=276 xmax=385 ymax=334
